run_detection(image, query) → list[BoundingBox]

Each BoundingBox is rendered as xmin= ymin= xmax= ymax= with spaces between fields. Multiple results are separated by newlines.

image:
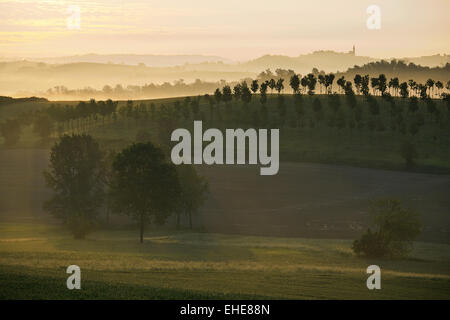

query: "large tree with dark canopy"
xmin=44 ymin=134 xmax=104 ymax=239
xmin=289 ymin=74 xmax=300 ymax=94
xmin=33 ymin=113 xmax=54 ymax=142
xmin=0 ymin=119 xmax=22 ymax=147
xmin=176 ymin=164 xmax=208 ymax=229
xmin=110 ymin=142 xmax=180 ymax=243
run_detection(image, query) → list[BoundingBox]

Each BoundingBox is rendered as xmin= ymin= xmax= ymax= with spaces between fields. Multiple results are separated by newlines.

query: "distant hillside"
xmin=8 ymin=51 xmax=449 ymax=72
xmin=26 ymin=54 xmax=234 ymax=67
xmin=338 ymin=60 xmax=450 ymax=84
xmin=238 ymin=51 xmax=450 ymax=75
xmin=1 ymin=50 xmax=449 ymax=98
xmin=0 ymin=96 xmax=47 ymax=106
xmin=239 ymin=50 xmax=375 ymax=74
xmin=396 ymin=54 xmax=450 ymax=68
xmin=0 ymin=61 xmax=252 ymax=96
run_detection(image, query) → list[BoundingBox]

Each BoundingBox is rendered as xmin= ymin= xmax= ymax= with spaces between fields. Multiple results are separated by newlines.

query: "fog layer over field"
xmin=1 ymin=52 xmax=449 ymax=99
xmin=1 ymin=149 xmax=448 ymax=243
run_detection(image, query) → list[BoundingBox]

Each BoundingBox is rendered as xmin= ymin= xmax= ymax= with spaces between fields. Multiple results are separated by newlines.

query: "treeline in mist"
xmin=10 ymin=60 xmax=450 ymax=100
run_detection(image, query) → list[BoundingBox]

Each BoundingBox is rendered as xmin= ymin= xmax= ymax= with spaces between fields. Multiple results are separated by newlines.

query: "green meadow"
xmin=0 ymin=94 xmax=449 ymax=299
xmin=1 ymin=94 xmax=449 ymax=172
xmin=1 ymin=223 xmax=449 ymax=300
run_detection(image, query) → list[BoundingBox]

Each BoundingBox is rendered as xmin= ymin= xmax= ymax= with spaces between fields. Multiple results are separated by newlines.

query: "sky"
xmin=1 ymin=0 xmax=449 ymax=61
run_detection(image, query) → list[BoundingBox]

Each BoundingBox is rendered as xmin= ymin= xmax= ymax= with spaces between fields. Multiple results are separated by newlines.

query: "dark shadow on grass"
xmin=0 ymin=265 xmax=270 ymax=300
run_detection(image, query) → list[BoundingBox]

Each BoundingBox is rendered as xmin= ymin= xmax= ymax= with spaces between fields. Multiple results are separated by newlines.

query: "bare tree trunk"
xmin=140 ymin=213 xmax=144 ymax=244
xmin=188 ymin=211 xmax=192 ymax=229
xmin=106 ymin=206 xmax=110 ymax=225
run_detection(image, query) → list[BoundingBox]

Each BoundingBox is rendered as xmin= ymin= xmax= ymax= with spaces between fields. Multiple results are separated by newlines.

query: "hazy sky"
xmin=1 ymin=0 xmax=449 ymax=60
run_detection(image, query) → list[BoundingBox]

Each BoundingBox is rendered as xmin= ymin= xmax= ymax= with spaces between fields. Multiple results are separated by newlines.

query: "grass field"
xmin=1 ymin=95 xmax=449 ymax=300
xmin=1 ymin=94 xmax=450 ymax=172
xmin=1 ymin=149 xmax=449 ymax=242
xmin=1 ymin=223 xmax=449 ymax=300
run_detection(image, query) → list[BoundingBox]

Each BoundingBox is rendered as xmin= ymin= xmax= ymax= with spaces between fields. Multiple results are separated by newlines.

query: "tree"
xmin=435 ymin=80 xmax=443 ymax=97
xmin=317 ymin=74 xmax=325 ymax=94
xmin=408 ymin=97 xmax=419 ymax=113
xmin=204 ymin=94 xmax=215 ymax=122
xmin=361 ymin=75 xmax=370 ymax=96
xmin=377 ymin=74 xmax=387 ymax=95
xmin=0 ymin=119 xmax=22 ymax=147
xmin=241 ymin=82 xmax=252 ymax=105
xmin=221 ymin=85 xmax=232 ymax=120
xmin=408 ymin=80 xmax=417 ymax=97
xmin=259 ymin=81 xmax=269 ymax=124
xmin=425 ymin=78 xmax=435 ymax=98
xmin=324 ymin=73 xmax=335 ymax=94
xmin=33 ymin=113 xmax=54 ymax=142
xmin=400 ymin=141 xmax=418 ymax=169
xmin=370 ymin=77 xmax=379 ymax=95
xmin=190 ymin=98 xmax=200 ymax=120
xmin=275 ymin=78 xmax=284 ymax=94
xmin=174 ymin=100 xmax=182 ymax=119
xmin=328 ymin=93 xmax=341 ymax=114
xmin=312 ymin=98 xmax=323 ymax=122
xmin=277 ymin=95 xmax=286 ymax=125
xmin=110 ymin=142 xmax=180 ymax=243
xmin=389 ymin=77 xmax=399 ymax=96
xmin=214 ymin=88 xmax=222 ymax=105
xmin=222 ymin=85 xmax=233 ymax=104
xmin=136 ymin=129 xmax=152 ymax=143
xmin=176 ymin=164 xmax=208 ymax=229
xmin=368 ymin=96 xmax=380 ymax=116
xmin=335 ymin=110 xmax=346 ymax=131
xmin=259 ymin=81 xmax=268 ymax=96
xmin=250 ymin=80 xmax=259 ymax=94
xmin=233 ymin=83 xmax=242 ymax=100
xmin=336 ymin=76 xmax=346 ymax=94
xmin=344 ymin=81 xmax=354 ymax=96
xmin=352 ymin=199 xmax=421 ymax=258
xmin=399 ymin=82 xmax=409 ymax=98
xmin=300 ymin=76 xmax=308 ymax=94
xmin=354 ymin=74 xmax=362 ymax=94
xmin=268 ymin=79 xmax=276 ymax=93
xmin=409 ymin=122 xmax=420 ymax=137
xmin=419 ymin=84 xmax=428 ymax=100
xmin=294 ymin=94 xmax=304 ymax=127
xmin=43 ymin=134 xmax=104 ymax=239
xmin=306 ymin=73 xmax=316 ymax=95
xmin=102 ymin=149 xmax=117 ymax=225
xmin=289 ymin=74 xmax=300 ymax=94
xmin=259 ymin=81 xmax=268 ymax=103
xmin=150 ymin=103 xmax=156 ymax=119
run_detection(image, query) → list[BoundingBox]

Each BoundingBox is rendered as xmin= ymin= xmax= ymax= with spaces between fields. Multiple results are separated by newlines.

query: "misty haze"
xmin=0 ymin=0 xmax=449 ymax=303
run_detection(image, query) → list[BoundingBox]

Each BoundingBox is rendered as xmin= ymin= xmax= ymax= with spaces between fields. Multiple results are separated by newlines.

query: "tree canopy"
xmin=43 ymin=134 xmax=104 ymax=238
xmin=110 ymin=142 xmax=180 ymax=243
xmin=353 ymin=199 xmax=422 ymax=258
xmin=176 ymin=164 xmax=209 ymax=229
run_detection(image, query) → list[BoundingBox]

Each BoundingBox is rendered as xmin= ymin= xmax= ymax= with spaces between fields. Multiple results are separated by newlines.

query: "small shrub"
xmin=352 ymin=199 xmax=421 ymax=258
xmin=400 ymin=141 xmax=418 ymax=169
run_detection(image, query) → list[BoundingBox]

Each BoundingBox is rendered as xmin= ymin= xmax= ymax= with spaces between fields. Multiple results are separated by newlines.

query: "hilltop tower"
xmin=347 ymin=45 xmax=356 ymax=56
